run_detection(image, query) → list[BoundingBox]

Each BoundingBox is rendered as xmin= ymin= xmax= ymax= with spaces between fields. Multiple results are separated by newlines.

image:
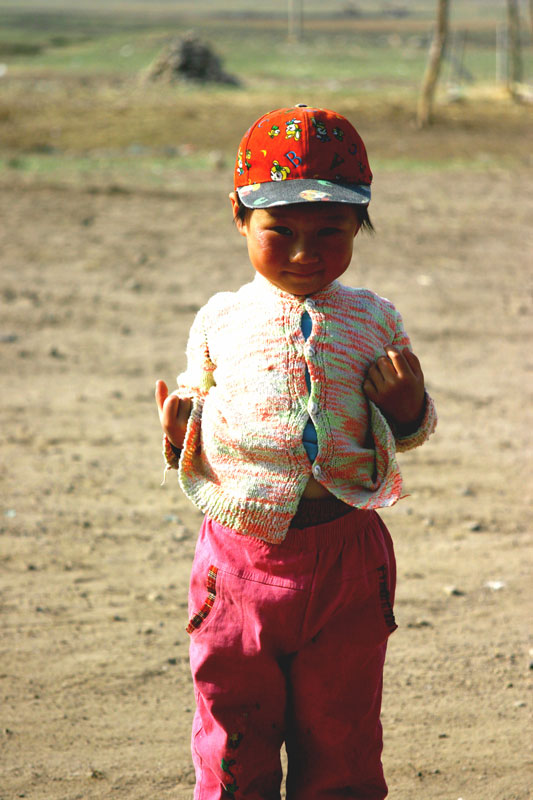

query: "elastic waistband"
xmin=205 ymin=507 xmax=380 ymax=553
xmin=284 ymin=505 xmax=378 ymax=550
xmin=290 ymin=495 xmax=354 ymax=529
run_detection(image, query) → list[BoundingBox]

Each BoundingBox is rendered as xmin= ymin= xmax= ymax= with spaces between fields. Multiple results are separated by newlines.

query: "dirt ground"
xmin=1 ymin=155 xmax=532 ymax=799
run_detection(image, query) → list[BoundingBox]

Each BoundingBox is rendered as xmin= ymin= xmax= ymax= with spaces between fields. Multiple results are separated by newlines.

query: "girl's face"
xmin=230 ymin=194 xmax=361 ymax=297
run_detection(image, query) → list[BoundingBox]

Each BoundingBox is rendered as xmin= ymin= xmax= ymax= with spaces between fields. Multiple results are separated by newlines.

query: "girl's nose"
xmin=290 ymin=237 xmax=320 ymax=264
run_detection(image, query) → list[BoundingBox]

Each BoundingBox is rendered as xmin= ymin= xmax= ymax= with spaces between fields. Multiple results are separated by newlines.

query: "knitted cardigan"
xmin=165 ymin=273 xmax=437 ymax=542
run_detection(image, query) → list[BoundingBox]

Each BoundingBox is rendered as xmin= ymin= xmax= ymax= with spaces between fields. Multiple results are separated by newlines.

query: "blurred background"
xmin=1 ymin=3 xmax=532 ymax=800
xmin=0 ymin=0 xmax=532 ymax=185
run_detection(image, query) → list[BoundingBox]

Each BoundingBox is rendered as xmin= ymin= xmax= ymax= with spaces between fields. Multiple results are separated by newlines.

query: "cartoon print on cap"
xmin=312 ymin=118 xmax=330 ymax=142
xmin=237 ymin=148 xmax=251 ymax=176
xmin=239 ymin=184 xmax=261 ymax=197
xmin=299 ymin=190 xmax=332 ymax=202
xmin=285 ymin=119 xmax=302 ymax=141
xmin=252 ymin=196 xmax=280 ymax=206
xmin=234 ymin=107 xmax=372 ymax=202
xmin=271 ymin=161 xmax=291 ymax=181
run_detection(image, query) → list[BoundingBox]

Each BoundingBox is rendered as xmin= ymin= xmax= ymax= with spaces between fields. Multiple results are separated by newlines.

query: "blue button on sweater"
xmin=301 ymin=311 xmax=318 ymax=462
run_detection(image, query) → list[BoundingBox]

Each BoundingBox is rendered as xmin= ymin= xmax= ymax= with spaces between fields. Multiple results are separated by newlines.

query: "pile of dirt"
xmin=142 ymin=32 xmax=241 ymax=86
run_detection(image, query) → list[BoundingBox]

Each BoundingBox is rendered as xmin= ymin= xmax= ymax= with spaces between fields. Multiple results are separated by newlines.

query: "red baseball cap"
xmin=234 ymin=104 xmax=372 ymax=209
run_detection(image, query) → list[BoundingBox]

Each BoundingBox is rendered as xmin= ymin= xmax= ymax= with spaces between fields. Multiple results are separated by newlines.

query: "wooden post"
xmin=417 ymin=0 xmax=450 ymax=128
xmin=496 ymin=25 xmax=506 ymax=84
xmin=288 ymin=0 xmax=303 ymax=42
xmin=506 ymin=0 xmax=523 ymax=99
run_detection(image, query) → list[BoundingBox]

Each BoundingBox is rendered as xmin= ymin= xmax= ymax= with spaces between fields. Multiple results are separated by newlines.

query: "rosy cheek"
xmin=257 ymin=232 xmax=284 ymax=258
xmin=256 ymin=232 xmax=271 ymax=251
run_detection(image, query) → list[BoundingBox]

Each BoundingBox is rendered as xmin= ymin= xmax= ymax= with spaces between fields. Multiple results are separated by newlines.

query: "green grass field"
xmin=0 ymin=0 xmax=528 ymax=83
xmin=0 ymin=0 xmax=531 ymax=185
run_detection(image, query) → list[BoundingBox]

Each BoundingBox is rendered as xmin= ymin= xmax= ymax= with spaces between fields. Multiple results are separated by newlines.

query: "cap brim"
xmin=237 ymin=179 xmax=371 ymax=208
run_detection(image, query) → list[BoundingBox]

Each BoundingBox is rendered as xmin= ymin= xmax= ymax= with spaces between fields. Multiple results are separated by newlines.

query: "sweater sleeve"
xmin=393 ymin=391 xmax=437 ymax=452
xmin=387 ymin=303 xmax=438 ymax=452
xmin=163 ymin=305 xmax=216 ymax=472
xmin=175 ymin=305 xmax=216 ymax=400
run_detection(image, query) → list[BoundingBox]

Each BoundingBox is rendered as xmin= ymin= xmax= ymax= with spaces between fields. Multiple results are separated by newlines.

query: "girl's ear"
xmin=229 ymin=192 xmax=248 ymax=236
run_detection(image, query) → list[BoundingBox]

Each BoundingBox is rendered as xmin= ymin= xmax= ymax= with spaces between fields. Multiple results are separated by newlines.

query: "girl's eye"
xmin=319 ymin=227 xmax=341 ymax=236
xmin=271 ymin=226 xmax=292 ymax=236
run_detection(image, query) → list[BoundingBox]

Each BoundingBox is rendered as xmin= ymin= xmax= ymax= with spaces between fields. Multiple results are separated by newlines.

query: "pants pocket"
xmin=377 ymin=562 xmax=398 ymax=634
xmin=346 ymin=560 xmax=397 ymax=647
xmin=186 ymin=564 xmax=219 ymax=634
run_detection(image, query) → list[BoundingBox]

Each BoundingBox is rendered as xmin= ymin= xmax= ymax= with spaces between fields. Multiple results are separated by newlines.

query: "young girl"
xmin=156 ymin=104 xmax=437 ymax=800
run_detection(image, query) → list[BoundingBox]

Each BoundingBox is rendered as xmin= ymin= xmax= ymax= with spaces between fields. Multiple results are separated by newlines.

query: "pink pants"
xmin=187 ymin=509 xmax=397 ymax=800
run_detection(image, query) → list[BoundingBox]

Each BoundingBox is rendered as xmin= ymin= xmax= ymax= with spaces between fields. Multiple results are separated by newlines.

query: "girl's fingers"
xmin=384 ymin=346 xmax=424 ymax=382
xmin=363 ymin=376 xmax=377 ymax=397
xmin=155 ymin=380 xmax=169 ymax=412
xmin=384 ymin=346 xmax=412 ymax=378
xmin=162 ymin=393 xmax=179 ymax=428
xmin=374 ymin=355 xmax=397 ymax=383
xmin=402 ymin=348 xmax=423 ymax=378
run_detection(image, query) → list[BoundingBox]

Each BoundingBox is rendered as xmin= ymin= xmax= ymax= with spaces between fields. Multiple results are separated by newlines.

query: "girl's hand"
xmin=155 ymin=380 xmax=192 ymax=449
xmin=363 ymin=346 xmax=425 ymax=429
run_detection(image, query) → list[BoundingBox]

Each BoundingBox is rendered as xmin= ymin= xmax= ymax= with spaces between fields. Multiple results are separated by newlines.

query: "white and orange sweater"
xmin=165 ymin=273 xmax=437 ymax=542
